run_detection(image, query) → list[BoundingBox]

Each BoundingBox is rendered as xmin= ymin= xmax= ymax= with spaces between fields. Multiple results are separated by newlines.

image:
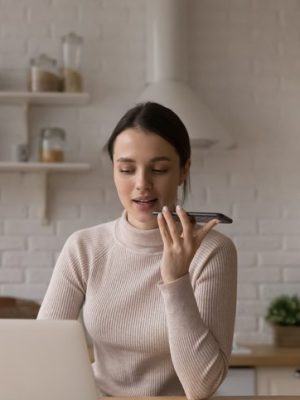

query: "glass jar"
xmin=61 ymin=32 xmax=83 ymax=92
xmin=29 ymin=54 xmax=61 ymax=92
xmin=39 ymin=128 xmax=66 ymax=162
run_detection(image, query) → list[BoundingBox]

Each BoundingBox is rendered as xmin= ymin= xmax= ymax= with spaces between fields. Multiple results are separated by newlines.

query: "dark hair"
xmin=105 ymin=102 xmax=191 ymax=202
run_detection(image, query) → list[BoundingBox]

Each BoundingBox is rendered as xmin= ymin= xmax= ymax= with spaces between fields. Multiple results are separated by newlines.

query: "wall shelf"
xmin=0 ymin=91 xmax=90 ymax=144
xmin=0 ymin=161 xmax=91 ymax=172
xmin=0 ymin=91 xmax=91 ymax=224
xmin=0 ymin=91 xmax=90 ymax=105
xmin=0 ymin=162 xmax=91 ymax=224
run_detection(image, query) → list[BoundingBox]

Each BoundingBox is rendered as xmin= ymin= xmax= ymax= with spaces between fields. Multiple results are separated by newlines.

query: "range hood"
xmin=138 ymin=0 xmax=235 ymax=148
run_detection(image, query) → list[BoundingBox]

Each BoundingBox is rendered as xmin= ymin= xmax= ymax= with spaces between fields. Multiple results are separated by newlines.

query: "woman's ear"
xmin=179 ymin=159 xmax=191 ymax=186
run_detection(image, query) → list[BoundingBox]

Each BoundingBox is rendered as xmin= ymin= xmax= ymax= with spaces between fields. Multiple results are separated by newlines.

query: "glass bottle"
xmin=61 ymin=32 xmax=83 ymax=92
xmin=39 ymin=127 xmax=66 ymax=162
xmin=29 ymin=54 xmax=60 ymax=92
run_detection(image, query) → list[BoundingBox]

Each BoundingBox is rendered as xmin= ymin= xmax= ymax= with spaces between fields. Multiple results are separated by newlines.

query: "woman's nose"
xmin=136 ymin=170 xmax=152 ymax=191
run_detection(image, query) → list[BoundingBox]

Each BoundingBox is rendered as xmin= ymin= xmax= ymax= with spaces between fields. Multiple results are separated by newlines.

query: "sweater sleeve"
xmin=158 ymin=233 xmax=237 ymax=400
xmin=37 ymin=231 xmax=88 ymax=320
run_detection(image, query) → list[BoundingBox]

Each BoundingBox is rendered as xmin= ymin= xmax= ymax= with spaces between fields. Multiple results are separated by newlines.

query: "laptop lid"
xmin=0 ymin=319 xmax=98 ymax=400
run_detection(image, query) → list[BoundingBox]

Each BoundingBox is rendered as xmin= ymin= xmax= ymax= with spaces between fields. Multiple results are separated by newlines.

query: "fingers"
xmin=157 ymin=205 xmax=193 ymax=244
xmin=160 ymin=206 xmax=181 ymax=245
xmin=203 ymin=218 xmax=219 ymax=233
xmin=195 ymin=218 xmax=219 ymax=245
xmin=157 ymin=206 xmax=219 ymax=248
xmin=175 ymin=205 xmax=194 ymax=238
xmin=157 ymin=212 xmax=172 ymax=247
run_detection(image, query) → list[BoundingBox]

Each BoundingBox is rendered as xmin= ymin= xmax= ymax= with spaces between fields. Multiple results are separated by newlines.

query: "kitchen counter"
xmin=89 ymin=345 xmax=300 ymax=367
xmin=230 ymin=345 xmax=300 ymax=367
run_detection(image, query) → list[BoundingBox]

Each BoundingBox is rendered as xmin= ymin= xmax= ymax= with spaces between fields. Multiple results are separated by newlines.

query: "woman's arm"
xmin=159 ymin=237 xmax=237 ymax=400
xmin=37 ymin=232 xmax=88 ymax=320
xmin=157 ymin=206 xmax=237 ymax=400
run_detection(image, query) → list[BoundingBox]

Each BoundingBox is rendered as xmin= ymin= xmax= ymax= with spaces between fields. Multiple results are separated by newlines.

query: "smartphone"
xmin=152 ymin=211 xmax=233 ymax=224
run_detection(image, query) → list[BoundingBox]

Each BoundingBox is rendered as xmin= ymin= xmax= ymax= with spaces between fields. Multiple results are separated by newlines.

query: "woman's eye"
xmin=120 ymin=169 xmax=134 ymax=174
xmin=152 ymin=169 xmax=168 ymax=174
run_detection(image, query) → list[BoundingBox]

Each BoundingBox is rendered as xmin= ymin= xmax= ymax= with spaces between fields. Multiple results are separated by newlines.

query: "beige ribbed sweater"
xmin=38 ymin=211 xmax=237 ymax=400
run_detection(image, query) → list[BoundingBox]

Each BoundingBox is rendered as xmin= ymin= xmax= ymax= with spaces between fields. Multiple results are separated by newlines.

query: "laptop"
xmin=0 ymin=319 xmax=99 ymax=400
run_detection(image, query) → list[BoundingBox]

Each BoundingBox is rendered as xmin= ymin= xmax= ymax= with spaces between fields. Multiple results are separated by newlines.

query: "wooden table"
xmin=103 ymin=396 xmax=300 ymax=399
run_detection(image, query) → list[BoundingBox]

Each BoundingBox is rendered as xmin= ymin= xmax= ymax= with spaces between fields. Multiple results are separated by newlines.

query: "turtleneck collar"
xmin=114 ymin=210 xmax=164 ymax=254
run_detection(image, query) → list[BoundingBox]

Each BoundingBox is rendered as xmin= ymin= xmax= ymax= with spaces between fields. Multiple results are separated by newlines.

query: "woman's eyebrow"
xmin=116 ymin=157 xmax=135 ymax=163
xmin=116 ymin=156 xmax=171 ymax=163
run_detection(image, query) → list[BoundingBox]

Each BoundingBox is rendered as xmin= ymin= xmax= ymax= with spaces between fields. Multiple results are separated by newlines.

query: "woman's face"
xmin=113 ymin=127 xmax=190 ymax=230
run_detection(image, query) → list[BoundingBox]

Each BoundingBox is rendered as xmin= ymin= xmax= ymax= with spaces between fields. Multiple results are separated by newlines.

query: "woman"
xmin=38 ymin=102 xmax=237 ymax=400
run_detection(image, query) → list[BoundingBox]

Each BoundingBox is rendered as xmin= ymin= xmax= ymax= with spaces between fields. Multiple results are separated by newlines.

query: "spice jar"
xmin=61 ymin=32 xmax=83 ymax=92
xmin=39 ymin=128 xmax=66 ymax=162
xmin=29 ymin=54 xmax=61 ymax=92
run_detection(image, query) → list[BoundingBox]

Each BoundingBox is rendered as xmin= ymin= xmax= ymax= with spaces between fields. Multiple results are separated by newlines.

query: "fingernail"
xmin=162 ymin=205 xmax=168 ymax=212
xmin=176 ymin=204 xmax=181 ymax=211
xmin=157 ymin=212 xmax=163 ymax=219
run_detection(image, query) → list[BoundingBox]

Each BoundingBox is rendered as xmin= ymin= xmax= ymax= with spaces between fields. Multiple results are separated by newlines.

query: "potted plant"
xmin=265 ymin=294 xmax=300 ymax=347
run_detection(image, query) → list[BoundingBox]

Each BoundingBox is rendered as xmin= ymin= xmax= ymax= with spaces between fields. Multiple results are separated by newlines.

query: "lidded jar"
xmin=39 ymin=127 xmax=66 ymax=162
xmin=61 ymin=32 xmax=83 ymax=92
xmin=29 ymin=54 xmax=60 ymax=92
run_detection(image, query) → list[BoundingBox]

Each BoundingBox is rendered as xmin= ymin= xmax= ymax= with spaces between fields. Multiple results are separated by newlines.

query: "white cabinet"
xmin=216 ymin=367 xmax=256 ymax=396
xmin=257 ymin=367 xmax=300 ymax=395
xmin=0 ymin=91 xmax=91 ymax=223
xmin=216 ymin=366 xmax=300 ymax=395
xmin=230 ymin=345 xmax=300 ymax=395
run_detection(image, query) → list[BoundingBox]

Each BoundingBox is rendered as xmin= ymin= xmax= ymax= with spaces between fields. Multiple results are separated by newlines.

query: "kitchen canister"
xmin=29 ymin=54 xmax=61 ymax=92
xmin=39 ymin=127 xmax=66 ymax=162
xmin=61 ymin=32 xmax=83 ymax=92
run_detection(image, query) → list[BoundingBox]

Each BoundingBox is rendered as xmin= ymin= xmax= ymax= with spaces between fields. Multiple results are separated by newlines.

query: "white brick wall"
xmin=0 ymin=0 xmax=299 ymax=345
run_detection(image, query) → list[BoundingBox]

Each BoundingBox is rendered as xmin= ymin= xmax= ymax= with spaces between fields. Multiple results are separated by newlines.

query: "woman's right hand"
xmin=157 ymin=205 xmax=219 ymax=284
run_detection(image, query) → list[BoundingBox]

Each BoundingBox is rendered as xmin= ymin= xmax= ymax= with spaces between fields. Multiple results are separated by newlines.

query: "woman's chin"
xmin=127 ymin=210 xmax=159 ymax=229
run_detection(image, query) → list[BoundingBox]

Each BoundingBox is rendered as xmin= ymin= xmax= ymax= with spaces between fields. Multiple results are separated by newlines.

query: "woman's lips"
xmin=132 ymin=198 xmax=157 ymax=211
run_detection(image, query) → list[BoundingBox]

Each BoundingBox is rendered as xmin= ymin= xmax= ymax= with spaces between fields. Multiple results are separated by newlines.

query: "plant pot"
xmin=273 ymin=325 xmax=300 ymax=347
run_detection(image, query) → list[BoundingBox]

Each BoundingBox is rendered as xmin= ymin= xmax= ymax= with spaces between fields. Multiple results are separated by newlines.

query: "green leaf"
xmin=265 ymin=294 xmax=300 ymax=326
